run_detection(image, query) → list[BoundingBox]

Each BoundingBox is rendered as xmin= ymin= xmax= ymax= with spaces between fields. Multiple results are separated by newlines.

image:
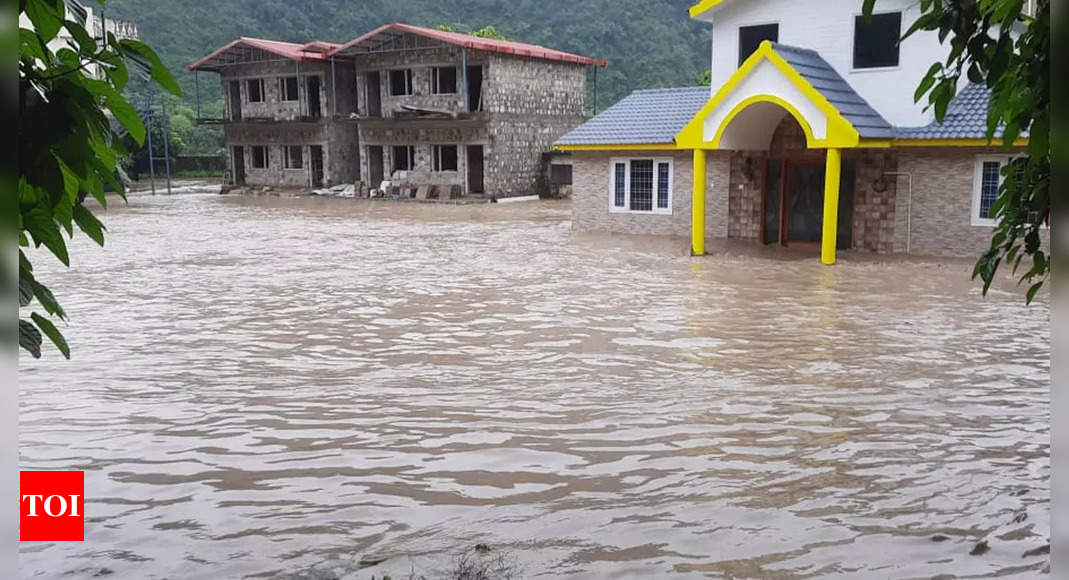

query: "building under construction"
xmin=188 ymin=23 xmax=605 ymax=199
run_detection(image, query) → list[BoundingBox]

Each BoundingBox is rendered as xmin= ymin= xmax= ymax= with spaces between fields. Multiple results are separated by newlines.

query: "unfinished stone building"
xmin=190 ymin=25 xmax=605 ymax=197
xmin=188 ymin=38 xmax=359 ymax=188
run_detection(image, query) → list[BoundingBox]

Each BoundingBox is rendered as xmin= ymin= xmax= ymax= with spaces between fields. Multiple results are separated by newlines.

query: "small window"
xmin=279 ymin=77 xmax=299 ymax=101
xmin=284 ymin=145 xmax=303 ymax=169
xmin=251 ymin=145 xmax=268 ymax=169
xmin=432 ymin=66 xmax=457 ymax=94
xmin=247 ymin=78 xmax=264 ymax=103
xmin=433 ymin=145 xmax=458 ymax=172
xmin=738 ymin=23 xmax=778 ymax=66
xmin=392 ymin=145 xmax=415 ymax=172
xmin=389 ymin=69 xmax=413 ymax=96
xmin=854 ymin=12 xmax=901 ymax=69
xmin=610 ymin=158 xmax=673 ymax=214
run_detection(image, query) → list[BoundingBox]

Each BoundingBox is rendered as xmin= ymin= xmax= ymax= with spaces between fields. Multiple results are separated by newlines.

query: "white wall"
xmin=706 ymin=0 xmax=948 ymax=127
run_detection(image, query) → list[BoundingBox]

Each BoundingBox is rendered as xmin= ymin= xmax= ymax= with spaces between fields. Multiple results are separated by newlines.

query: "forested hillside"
xmin=105 ymin=0 xmax=710 ymax=155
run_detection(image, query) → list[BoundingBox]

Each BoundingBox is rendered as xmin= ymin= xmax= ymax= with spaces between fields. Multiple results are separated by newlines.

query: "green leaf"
xmin=32 ymin=279 xmax=66 ymax=319
xmin=103 ymin=87 xmax=146 ymax=145
xmin=73 ymin=204 xmax=105 ymax=246
xmin=31 ymin=312 xmax=69 ymax=359
xmin=19 ymin=275 xmax=34 ymax=307
xmin=64 ymin=19 xmax=96 ymax=53
xmin=22 ymin=205 xmax=69 ymax=266
xmin=862 ymin=0 xmax=876 ymax=20
xmin=1025 ymin=282 xmax=1043 ymax=304
xmin=19 ymin=319 xmax=42 ymax=359
xmin=119 ymin=39 xmax=183 ymax=96
xmin=25 ymin=0 xmax=63 ymax=43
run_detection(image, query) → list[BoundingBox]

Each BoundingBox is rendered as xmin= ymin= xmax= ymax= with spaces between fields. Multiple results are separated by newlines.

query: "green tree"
xmin=866 ymin=0 xmax=1049 ymax=302
xmin=18 ymin=0 xmax=180 ymax=358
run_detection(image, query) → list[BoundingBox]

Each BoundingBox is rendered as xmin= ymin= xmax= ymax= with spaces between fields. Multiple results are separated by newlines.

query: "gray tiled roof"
xmin=895 ymin=83 xmax=1016 ymax=139
xmin=770 ymin=43 xmax=894 ymax=139
xmin=555 ymin=87 xmax=710 ymax=146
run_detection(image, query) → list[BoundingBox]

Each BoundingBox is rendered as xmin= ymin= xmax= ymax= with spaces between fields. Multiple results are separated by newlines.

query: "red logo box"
xmin=20 ymin=471 xmax=84 ymax=541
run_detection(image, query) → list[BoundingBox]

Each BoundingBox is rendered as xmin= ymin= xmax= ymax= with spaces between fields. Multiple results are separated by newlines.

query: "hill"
xmin=104 ymin=0 xmax=711 ymax=154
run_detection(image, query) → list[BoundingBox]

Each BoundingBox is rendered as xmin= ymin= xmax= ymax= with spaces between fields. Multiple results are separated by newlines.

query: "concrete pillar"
xmin=692 ymin=149 xmax=707 ymax=256
xmin=821 ymin=148 xmax=841 ymax=265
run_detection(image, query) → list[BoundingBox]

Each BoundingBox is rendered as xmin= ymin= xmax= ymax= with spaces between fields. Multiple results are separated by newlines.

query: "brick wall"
xmin=571 ymin=150 xmax=729 ymax=238
xmin=849 ymin=149 xmax=898 ymax=253
xmin=894 ymin=147 xmax=1048 ymax=257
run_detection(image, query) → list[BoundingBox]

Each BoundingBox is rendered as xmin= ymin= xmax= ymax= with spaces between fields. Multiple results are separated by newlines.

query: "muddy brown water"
xmin=19 ymin=191 xmax=1050 ymax=578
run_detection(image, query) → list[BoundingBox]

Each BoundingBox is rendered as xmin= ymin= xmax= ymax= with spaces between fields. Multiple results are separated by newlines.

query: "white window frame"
xmin=850 ymin=10 xmax=903 ymax=72
xmin=432 ymin=144 xmax=459 ymax=172
xmin=971 ymin=155 xmax=1011 ymax=226
xmin=284 ymin=145 xmax=304 ymax=170
xmin=246 ymin=78 xmax=265 ymax=103
xmin=431 ymin=66 xmax=458 ymax=94
xmin=608 ymin=157 xmax=674 ymax=215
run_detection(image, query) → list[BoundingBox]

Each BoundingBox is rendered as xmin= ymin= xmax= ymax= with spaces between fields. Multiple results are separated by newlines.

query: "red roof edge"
xmin=329 ymin=22 xmax=608 ymax=67
xmin=188 ymin=37 xmax=334 ymax=71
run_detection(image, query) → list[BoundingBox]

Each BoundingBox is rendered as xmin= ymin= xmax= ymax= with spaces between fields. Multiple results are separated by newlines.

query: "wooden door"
xmin=467 ymin=145 xmax=484 ymax=194
xmin=229 ymin=80 xmax=242 ymax=120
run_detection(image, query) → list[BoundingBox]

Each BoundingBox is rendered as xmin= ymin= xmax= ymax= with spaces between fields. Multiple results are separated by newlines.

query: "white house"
xmin=556 ymin=0 xmax=1039 ymax=262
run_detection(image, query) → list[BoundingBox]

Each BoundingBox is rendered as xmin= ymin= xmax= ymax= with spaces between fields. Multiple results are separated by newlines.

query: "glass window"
xmin=613 ymin=163 xmax=626 ymax=208
xmin=610 ymin=159 xmax=672 ymax=213
xmin=854 ymin=12 xmax=901 ymax=69
xmin=739 ymin=24 xmax=778 ymax=66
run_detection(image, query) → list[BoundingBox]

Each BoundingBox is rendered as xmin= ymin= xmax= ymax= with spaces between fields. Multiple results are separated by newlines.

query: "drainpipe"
xmin=881 ymin=171 xmax=914 ymax=254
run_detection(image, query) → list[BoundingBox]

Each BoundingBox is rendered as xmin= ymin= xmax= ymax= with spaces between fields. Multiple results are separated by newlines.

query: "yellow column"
xmin=691 ymin=148 xmax=706 ymax=256
xmin=821 ymin=148 xmax=841 ymax=265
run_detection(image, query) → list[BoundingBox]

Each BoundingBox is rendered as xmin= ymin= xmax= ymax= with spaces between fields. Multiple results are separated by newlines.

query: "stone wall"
xmin=849 ymin=149 xmax=898 ymax=253
xmin=571 ymin=150 xmax=729 ymax=238
xmin=358 ymin=123 xmax=489 ymax=190
xmin=351 ymin=47 xmax=490 ymax=117
xmin=218 ymin=61 xmax=335 ymax=121
xmin=224 ymin=121 xmax=356 ymax=187
xmin=482 ymin=55 xmax=586 ymax=116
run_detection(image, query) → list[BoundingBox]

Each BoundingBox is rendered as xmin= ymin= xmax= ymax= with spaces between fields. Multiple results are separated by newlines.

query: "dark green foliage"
xmin=19 ymin=0 xmax=181 ymax=359
xmin=100 ymin=0 xmax=711 ymax=115
xmin=867 ymin=0 xmax=1050 ymax=303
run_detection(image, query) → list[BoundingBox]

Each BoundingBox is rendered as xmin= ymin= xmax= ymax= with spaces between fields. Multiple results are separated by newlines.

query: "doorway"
xmin=368 ymin=146 xmax=384 ymax=187
xmin=307 ymin=76 xmax=322 ymax=118
xmin=310 ymin=145 xmax=324 ymax=187
xmin=366 ymin=72 xmax=382 ymax=117
xmin=232 ymin=146 xmax=245 ymax=184
xmin=762 ymin=154 xmax=854 ymax=248
xmin=466 ymin=65 xmax=483 ymax=112
xmin=467 ymin=145 xmax=484 ymax=194
xmin=229 ymin=80 xmax=242 ymax=120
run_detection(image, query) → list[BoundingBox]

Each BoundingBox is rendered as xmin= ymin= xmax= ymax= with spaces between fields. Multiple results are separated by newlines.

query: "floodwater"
xmin=20 ymin=190 xmax=1050 ymax=579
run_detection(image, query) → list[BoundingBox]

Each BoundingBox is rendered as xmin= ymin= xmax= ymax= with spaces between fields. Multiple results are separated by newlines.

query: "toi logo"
xmin=20 ymin=471 xmax=84 ymax=541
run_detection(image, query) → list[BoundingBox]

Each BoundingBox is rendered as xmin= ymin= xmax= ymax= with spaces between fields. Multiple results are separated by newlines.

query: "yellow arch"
xmin=676 ymin=41 xmax=860 ymax=150
xmin=710 ymin=94 xmax=819 ymax=148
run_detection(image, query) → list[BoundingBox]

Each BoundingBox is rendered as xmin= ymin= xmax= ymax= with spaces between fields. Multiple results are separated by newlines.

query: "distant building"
xmin=20 ymin=0 xmax=140 ymax=79
xmin=189 ymin=24 xmax=605 ymax=197
xmin=555 ymin=0 xmax=1043 ymax=261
